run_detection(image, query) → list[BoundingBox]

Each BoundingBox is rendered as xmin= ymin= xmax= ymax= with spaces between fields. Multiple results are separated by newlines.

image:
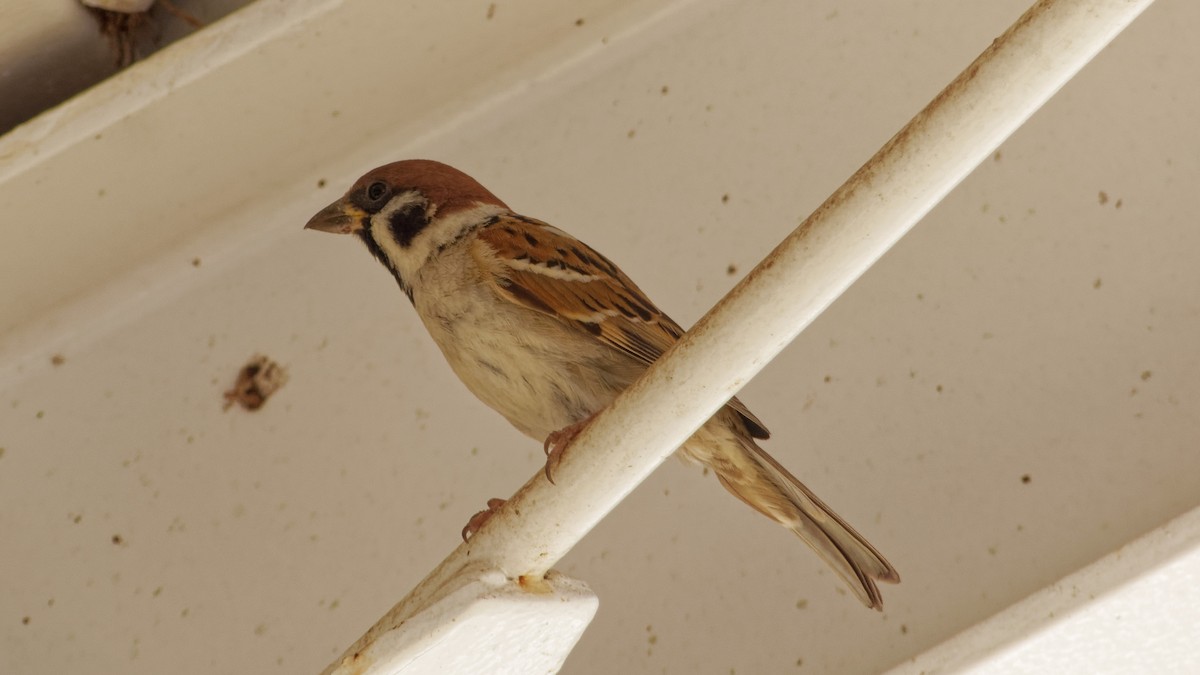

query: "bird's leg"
xmin=543 ymin=411 xmax=600 ymax=484
xmin=460 ymin=497 xmax=508 ymax=541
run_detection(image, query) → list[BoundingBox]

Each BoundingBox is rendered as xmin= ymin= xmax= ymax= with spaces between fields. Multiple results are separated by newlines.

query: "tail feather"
xmin=694 ymin=415 xmax=899 ymax=610
xmin=742 ymin=442 xmax=899 ymax=608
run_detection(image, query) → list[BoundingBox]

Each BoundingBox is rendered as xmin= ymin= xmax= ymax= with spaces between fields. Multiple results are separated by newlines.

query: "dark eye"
xmin=366 ymin=181 xmax=389 ymax=202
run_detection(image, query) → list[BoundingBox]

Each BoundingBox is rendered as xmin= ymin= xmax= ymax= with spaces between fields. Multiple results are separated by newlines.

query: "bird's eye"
xmin=366 ymin=181 xmax=389 ymax=202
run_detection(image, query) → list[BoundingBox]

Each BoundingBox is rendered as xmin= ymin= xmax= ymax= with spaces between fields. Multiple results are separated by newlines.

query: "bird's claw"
xmin=542 ymin=414 xmax=597 ymax=484
xmin=542 ymin=432 xmax=568 ymax=485
xmin=461 ymin=497 xmax=507 ymax=541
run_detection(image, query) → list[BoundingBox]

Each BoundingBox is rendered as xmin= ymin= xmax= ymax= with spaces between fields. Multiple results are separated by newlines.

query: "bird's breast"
xmin=411 ymin=246 xmax=639 ymax=440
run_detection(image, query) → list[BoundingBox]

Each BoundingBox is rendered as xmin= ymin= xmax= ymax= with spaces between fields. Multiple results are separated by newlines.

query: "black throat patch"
xmin=356 ymin=230 xmax=414 ymax=303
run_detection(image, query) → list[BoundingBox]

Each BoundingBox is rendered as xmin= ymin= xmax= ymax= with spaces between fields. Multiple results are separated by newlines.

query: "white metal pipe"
xmin=324 ymin=0 xmax=1154 ymax=672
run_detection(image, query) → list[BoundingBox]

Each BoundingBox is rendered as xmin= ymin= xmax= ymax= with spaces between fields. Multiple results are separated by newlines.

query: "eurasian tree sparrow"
xmin=306 ymin=160 xmax=899 ymax=609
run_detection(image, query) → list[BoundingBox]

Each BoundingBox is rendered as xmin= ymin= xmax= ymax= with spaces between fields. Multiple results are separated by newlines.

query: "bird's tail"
xmin=692 ymin=417 xmax=900 ymax=609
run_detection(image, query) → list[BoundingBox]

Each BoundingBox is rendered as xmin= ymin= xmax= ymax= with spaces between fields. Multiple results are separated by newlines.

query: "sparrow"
xmin=306 ymin=159 xmax=900 ymax=610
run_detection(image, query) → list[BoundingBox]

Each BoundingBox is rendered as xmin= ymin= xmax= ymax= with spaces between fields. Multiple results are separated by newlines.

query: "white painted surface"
xmin=0 ymin=0 xmax=255 ymax=135
xmin=324 ymin=570 xmax=596 ymax=675
xmin=887 ymin=505 xmax=1200 ymax=674
xmin=1 ymin=1 xmax=1198 ymax=674
xmin=81 ymin=0 xmax=157 ymax=12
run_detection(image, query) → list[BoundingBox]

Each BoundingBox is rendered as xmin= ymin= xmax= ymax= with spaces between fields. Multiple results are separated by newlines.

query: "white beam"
xmin=885 ymin=505 xmax=1200 ymax=674
xmin=324 ymin=1 xmax=1155 ymax=672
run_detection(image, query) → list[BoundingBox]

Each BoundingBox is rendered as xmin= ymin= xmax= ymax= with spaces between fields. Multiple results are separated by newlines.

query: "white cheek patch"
xmin=369 ymin=198 xmax=510 ymax=283
xmin=368 ymin=192 xmax=426 ymax=276
xmin=426 ymin=203 xmax=509 ymax=252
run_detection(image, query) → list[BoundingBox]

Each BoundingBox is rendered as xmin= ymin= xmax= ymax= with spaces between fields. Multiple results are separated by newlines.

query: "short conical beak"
xmin=305 ymin=200 xmax=364 ymax=234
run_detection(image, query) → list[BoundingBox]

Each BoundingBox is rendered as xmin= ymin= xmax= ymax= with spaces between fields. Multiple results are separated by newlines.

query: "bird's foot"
xmin=461 ymin=497 xmax=507 ymax=541
xmin=543 ymin=413 xmax=599 ymax=484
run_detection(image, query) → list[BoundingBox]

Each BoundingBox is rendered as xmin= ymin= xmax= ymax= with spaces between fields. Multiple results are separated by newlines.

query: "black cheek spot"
xmin=389 ymin=204 xmax=430 ymax=248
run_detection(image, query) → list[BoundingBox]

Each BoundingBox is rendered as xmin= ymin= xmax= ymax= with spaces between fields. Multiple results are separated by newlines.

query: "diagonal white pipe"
xmin=324 ymin=0 xmax=1155 ymax=672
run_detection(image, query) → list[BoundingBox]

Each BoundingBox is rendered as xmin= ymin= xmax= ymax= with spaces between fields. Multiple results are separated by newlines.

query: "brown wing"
xmin=471 ymin=214 xmax=769 ymax=439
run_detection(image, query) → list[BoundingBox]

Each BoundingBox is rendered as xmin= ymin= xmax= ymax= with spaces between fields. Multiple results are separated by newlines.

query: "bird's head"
xmin=306 ymin=159 xmax=509 ymax=297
